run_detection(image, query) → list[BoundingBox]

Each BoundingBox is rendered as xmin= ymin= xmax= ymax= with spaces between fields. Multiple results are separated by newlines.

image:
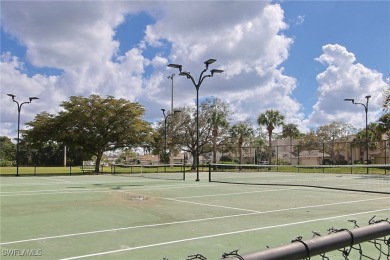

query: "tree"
xmin=252 ymin=129 xmax=268 ymax=163
xmin=229 ymin=121 xmax=254 ymax=164
xmin=164 ymin=99 xmax=229 ymax=170
xmin=170 ymin=102 xmax=213 ymax=170
xmin=257 ymin=109 xmax=285 ymax=164
xmin=24 ymin=95 xmax=152 ymax=173
xmin=154 ymin=110 xmax=182 ymax=162
xmin=282 ymin=123 xmax=301 ymax=164
xmin=316 ymin=121 xmax=356 ymax=164
xmin=383 ymin=78 xmax=390 ymax=111
xmin=377 ymin=113 xmax=390 ymax=136
xmin=0 ymin=136 xmax=16 ymax=166
xmin=299 ymin=130 xmax=322 ymax=152
xmin=209 ymin=98 xmax=230 ymax=164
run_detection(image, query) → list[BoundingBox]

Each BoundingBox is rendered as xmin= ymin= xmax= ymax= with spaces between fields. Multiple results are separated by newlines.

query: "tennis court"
xmin=0 ymin=168 xmax=389 ymax=259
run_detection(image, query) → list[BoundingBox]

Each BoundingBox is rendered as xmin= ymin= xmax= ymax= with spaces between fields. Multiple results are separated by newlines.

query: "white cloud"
xmin=0 ymin=1 xmax=302 ymax=138
xmin=143 ymin=2 xmax=299 ymax=128
xmin=2 ymin=1 xmax=386 ymax=141
xmin=308 ymin=44 xmax=387 ymax=129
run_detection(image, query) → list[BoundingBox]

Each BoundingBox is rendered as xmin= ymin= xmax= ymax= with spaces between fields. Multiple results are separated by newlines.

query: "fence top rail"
xmin=224 ymin=221 xmax=390 ymax=260
xmin=296 ymin=164 xmax=390 ymax=168
xmin=113 ymin=163 xmax=185 ymax=167
xmin=208 ymin=163 xmax=390 ymax=169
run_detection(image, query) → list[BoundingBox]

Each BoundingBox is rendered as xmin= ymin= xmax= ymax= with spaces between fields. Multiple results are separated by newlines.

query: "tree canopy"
xmin=24 ymin=95 xmax=153 ymax=172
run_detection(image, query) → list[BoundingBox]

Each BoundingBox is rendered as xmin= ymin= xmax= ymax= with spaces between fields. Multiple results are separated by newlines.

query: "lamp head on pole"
xmin=161 ymin=108 xmax=166 ymax=116
xmin=7 ymin=94 xmax=16 ymax=100
xmin=204 ymin=59 xmax=216 ymax=69
xmin=29 ymin=97 xmax=39 ymax=102
xmin=167 ymin=63 xmax=182 ymax=73
xmin=344 ymin=98 xmax=355 ymax=104
xmin=365 ymin=95 xmax=371 ymax=100
xmin=210 ymin=69 xmax=224 ymax=76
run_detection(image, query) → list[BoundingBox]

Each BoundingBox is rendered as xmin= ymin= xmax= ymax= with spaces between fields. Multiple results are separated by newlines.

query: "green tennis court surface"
xmin=1 ymin=171 xmax=389 ymax=259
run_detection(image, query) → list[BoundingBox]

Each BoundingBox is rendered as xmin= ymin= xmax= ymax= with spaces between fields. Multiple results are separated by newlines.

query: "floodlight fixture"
xmin=167 ymin=63 xmax=182 ymax=73
xmin=29 ymin=97 xmax=39 ymax=102
xmin=204 ymin=59 xmax=216 ymax=66
xmin=7 ymin=94 xmax=15 ymax=99
xmin=344 ymin=98 xmax=355 ymax=104
xmin=210 ymin=69 xmax=224 ymax=76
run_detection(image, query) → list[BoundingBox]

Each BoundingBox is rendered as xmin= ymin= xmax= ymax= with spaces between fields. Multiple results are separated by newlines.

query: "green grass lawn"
xmin=0 ymin=166 xmax=87 ymax=176
xmin=0 ymin=165 xmax=191 ymax=176
xmin=1 ymin=164 xmax=388 ymax=176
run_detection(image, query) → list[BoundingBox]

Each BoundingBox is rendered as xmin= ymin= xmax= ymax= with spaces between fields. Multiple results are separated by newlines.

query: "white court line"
xmin=59 ymin=208 xmax=390 ymax=260
xmin=166 ymin=198 xmax=262 ymax=213
xmin=0 ymin=183 xmax=220 ymax=197
xmin=165 ymin=196 xmax=389 ymax=215
xmin=0 ymin=190 xmax=114 ymax=197
xmin=171 ymin=187 xmax=297 ymax=199
xmin=39 ymin=177 xmax=72 ymax=183
xmin=1 ymin=196 xmax=387 ymax=246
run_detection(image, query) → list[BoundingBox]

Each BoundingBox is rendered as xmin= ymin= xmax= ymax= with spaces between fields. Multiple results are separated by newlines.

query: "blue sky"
xmin=1 ymin=0 xmax=389 ymax=139
xmin=281 ymin=1 xmax=389 ymax=112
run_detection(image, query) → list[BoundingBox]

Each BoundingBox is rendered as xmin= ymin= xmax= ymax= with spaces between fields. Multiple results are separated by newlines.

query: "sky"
xmin=1 ymin=0 xmax=389 ymax=140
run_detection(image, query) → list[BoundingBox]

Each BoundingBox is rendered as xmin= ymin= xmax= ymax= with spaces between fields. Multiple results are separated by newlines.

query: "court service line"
xmin=166 ymin=198 xmax=262 ymax=213
xmin=0 ymin=183 xmax=220 ymax=197
xmin=39 ymin=177 xmax=73 ymax=183
xmin=0 ymin=189 xmax=114 ymax=197
xmin=1 ymin=196 xmax=387 ymax=246
xmin=165 ymin=196 xmax=389 ymax=215
xmin=60 ymin=208 xmax=390 ymax=260
xmin=170 ymin=187 xmax=298 ymax=199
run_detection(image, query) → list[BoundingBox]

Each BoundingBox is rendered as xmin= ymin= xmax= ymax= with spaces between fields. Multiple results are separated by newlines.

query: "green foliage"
xmin=164 ymin=98 xmax=232 ymax=170
xmin=219 ymin=155 xmax=233 ymax=162
xmin=383 ymin=83 xmax=390 ymax=112
xmin=230 ymin=121 xmax=254 ymax=164
xmin=0 ymin=136 xmax=15 ymax=163
xmin=282 ymin=123 xmax=301 ymax=140
xmin=257 ymin=109 xmax=285 ymax=163
xmin=24 ymin=95 xmax=153 ymax=172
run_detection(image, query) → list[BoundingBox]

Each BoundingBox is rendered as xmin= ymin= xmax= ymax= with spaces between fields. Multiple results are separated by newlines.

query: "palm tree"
xmin=229 ymin=122 xmax=254 ymax=164
xmin=377 ymin=113 xmax=390 ymax=136
xmin=210 ymin=110 xmax=229 ymax=164
xmin=257 ymin=110 xmax=285 ymax=164
xmin=282 ymin=123 xmax=300 ymax=164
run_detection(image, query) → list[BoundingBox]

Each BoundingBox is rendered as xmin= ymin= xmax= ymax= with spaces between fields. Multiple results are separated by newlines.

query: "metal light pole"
xmin=7 ymin=94 xmax=39 ymax=176
xmin=161 ymin=109 xmax=181 ymax=166
xmin=344 ymin=95 xmax=371 ymax=173
xmin=167 ymin=59 xmax=223 ymax=181
xmin=167 ymin=74 xmax=175 ymax=166
xmin=168 ymin=74 xmax=175 ymax=113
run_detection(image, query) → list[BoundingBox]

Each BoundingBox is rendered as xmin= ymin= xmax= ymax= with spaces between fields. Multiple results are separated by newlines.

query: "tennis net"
xmin=111 ymin=163 xmax=186 ymax=181
xmin=208 ymin=163 xmax=390 ymax=194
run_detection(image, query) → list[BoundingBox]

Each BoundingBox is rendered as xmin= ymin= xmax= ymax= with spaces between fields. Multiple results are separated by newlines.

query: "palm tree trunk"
xmin=268 ymin=133 xmax=272 ymax=164
xmin=213 ymin=132 xmax=217 ymax=164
